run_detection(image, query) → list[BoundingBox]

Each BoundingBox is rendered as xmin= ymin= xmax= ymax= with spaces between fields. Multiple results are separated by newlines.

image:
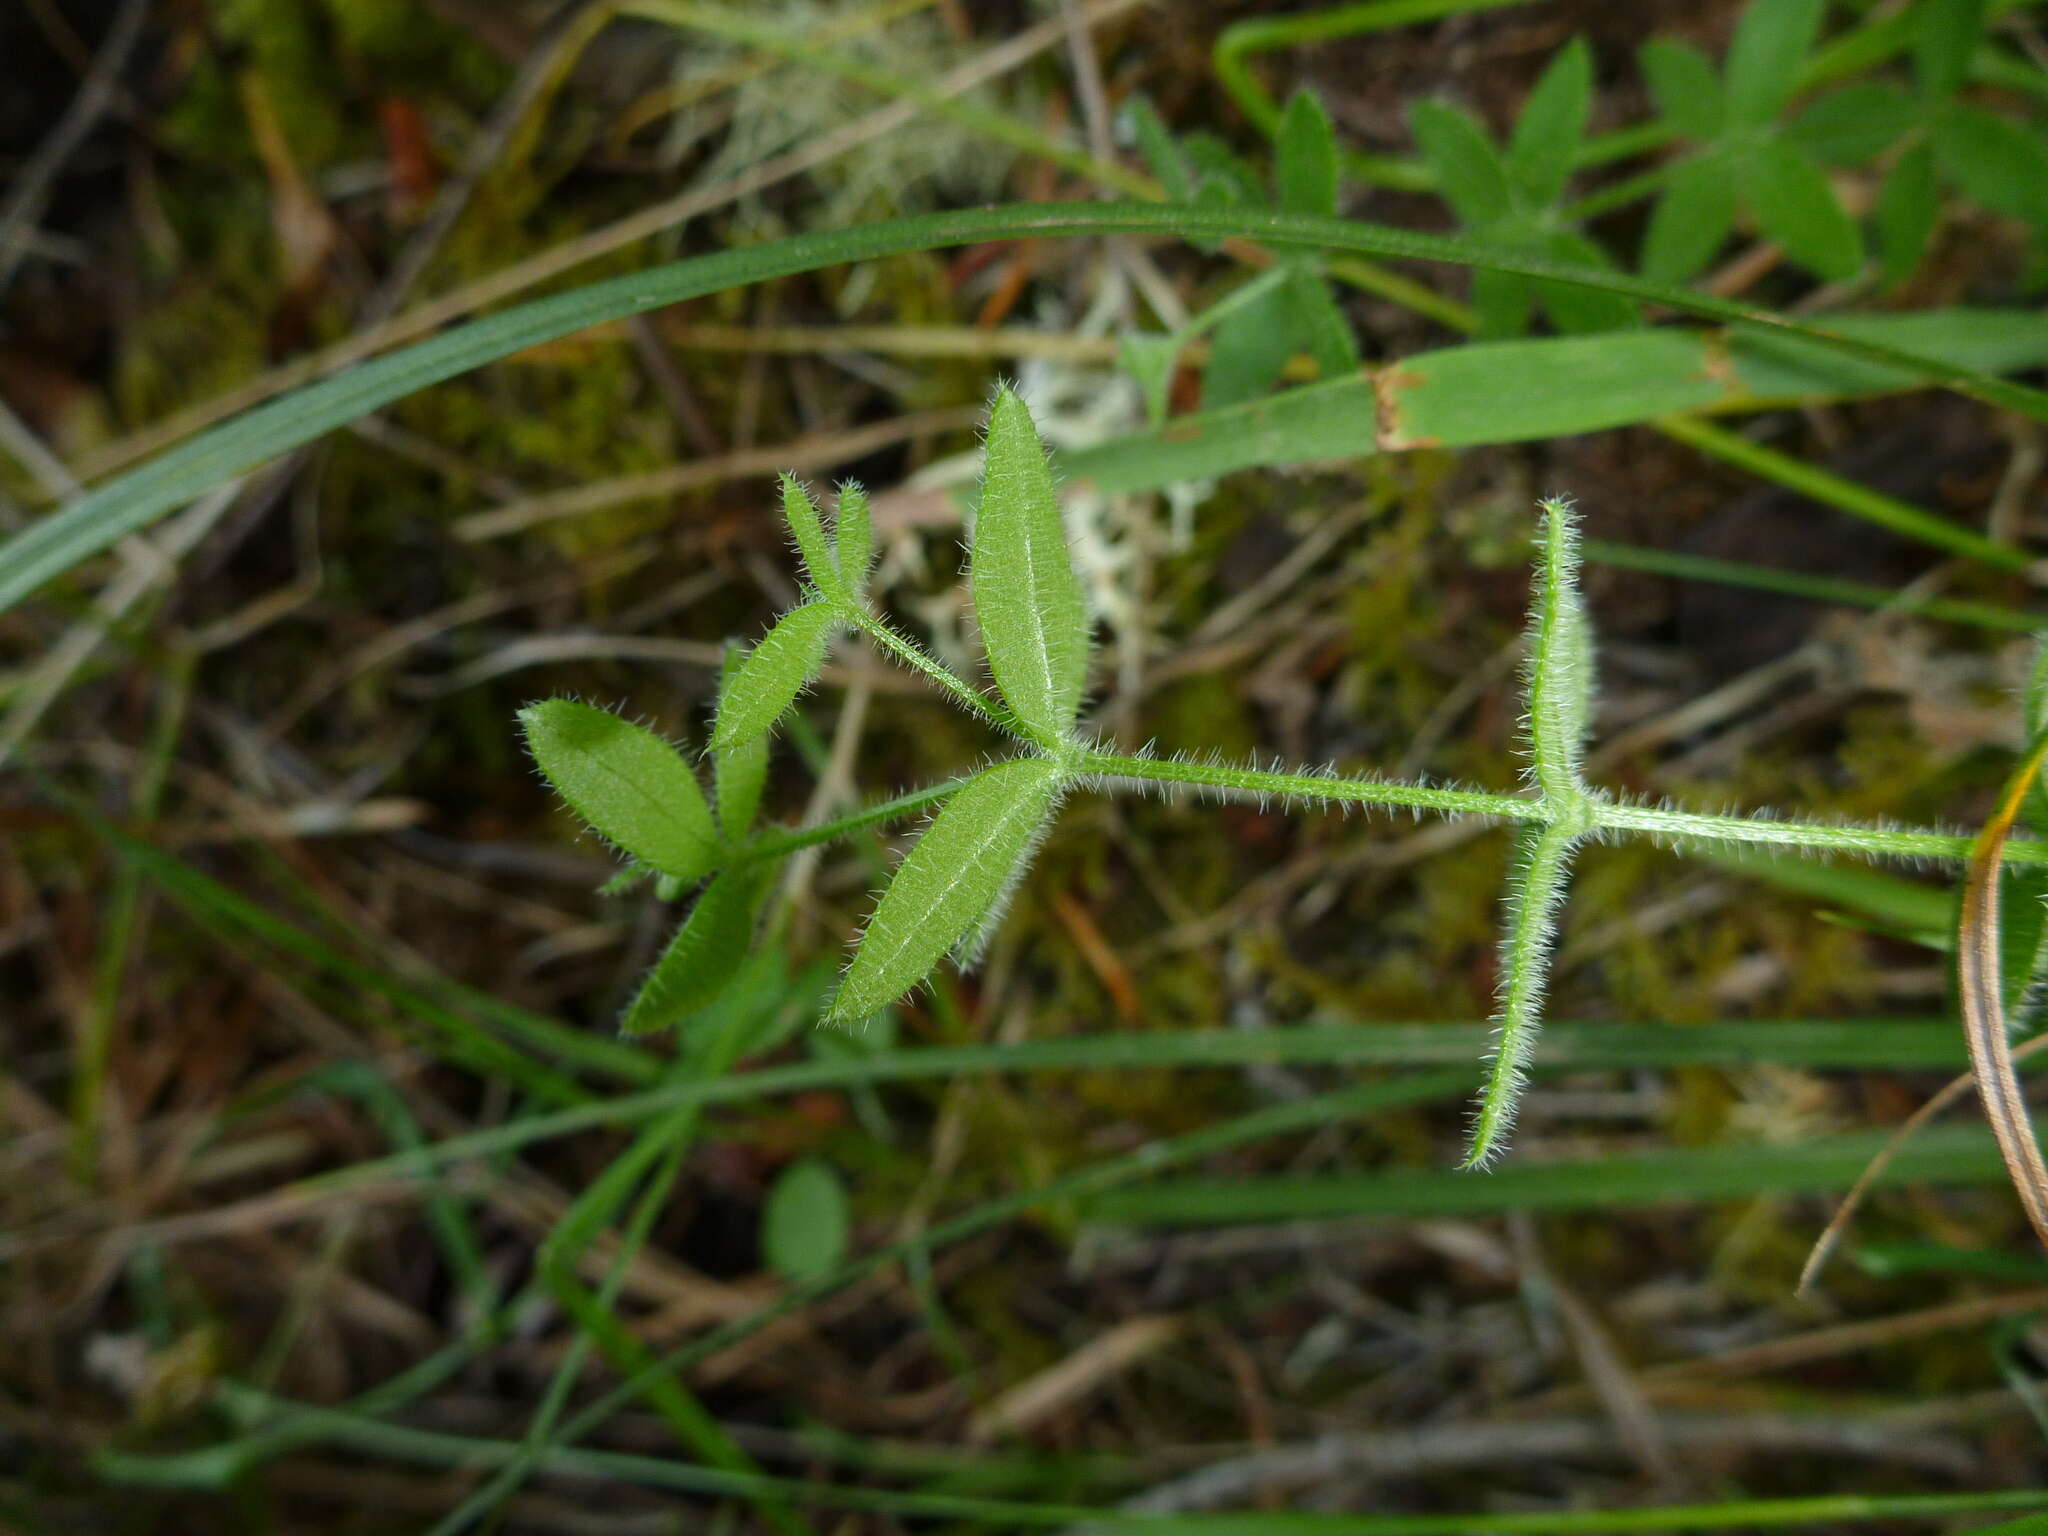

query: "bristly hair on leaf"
xmin=1522 ymin=496 xmax=1595 ymax=814
xmin=519 ymin=698 xmax=720 ymax=884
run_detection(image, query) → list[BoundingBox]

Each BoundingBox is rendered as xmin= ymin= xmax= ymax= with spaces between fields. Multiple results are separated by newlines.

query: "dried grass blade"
xmin=1957 ymin=731 xmax=2048 ymax=1254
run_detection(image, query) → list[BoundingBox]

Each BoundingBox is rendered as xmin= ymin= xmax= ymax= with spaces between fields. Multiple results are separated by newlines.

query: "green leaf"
xmin=1915 ymin=0 xmax=1989 ymax=103
xmin=1536 ymin=230 xmax=1637 ymax=333
xmin=1725 ymin=0 xmax=1826 ymax=127
xmin=1200 ymin=282 xmax=1298 ymax=406
xmin=1281 ymin=268 xmax=1360 ymax=377
xmin=1506 ymin=37 xmax=1592 ymax=209
xmin=1746 ymin=139 xmax=1863 ymax=279
xmin=1180 ymin=132 xmax=1265 ymax=205
xmin=972 ymin=389 xmax=1090 ymax=741
xmin=1470 ymin=265 xmax=1534 ymax=339
xmin=1408 ymin=100 xmax=1513 ymax=225
xmin=779 ymin=474 xmax=841 ymax=599
xmin=1936 ymin=105 xmax=2048 ymax=230
xmin=712 ymin=645 xmax=768 ymax=839
xmin=833 ymin=482 xmax=872 ymax=596
xmin=761 ymin=1156 xmax=851 ymax=1281
xmin=710 ymin=600 xmax=836 ymax=753
xmin=1275 ymin=87 xmax=1339 ymax=217
xmin=619 ymin=869 xmax=763 ymax=1034
xmin=1877 ymin=139 xmax=1940 ymax=288
xmin=1786 ymin=83 xmax=1914 ymax=165
xmin=1639 ymin=38 xmax=1725 ymax=141
xmin=829 ymin=756 xmax=1063 ymax=1022
xmin=1640 ymin=152 xmax=1739 ymax=283
xmin=1124 ymin=94 xmax=1192 ymax=203
xmin=520 ymin=699 xmax=719 ymax=881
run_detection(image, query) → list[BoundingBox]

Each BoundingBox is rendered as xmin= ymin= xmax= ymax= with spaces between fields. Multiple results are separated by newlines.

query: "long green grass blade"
xmin=13 ymin=204 xmax=2048 ymax=619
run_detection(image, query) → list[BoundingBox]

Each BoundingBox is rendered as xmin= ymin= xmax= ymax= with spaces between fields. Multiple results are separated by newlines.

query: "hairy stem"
xmin=848 ymin=609 xmax=1018 ymax=733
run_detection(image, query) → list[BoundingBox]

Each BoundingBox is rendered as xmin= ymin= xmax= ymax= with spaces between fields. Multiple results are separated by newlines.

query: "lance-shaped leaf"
xmin=1724 ymin=0 xmax=1825 ymax=128
xmin=709 ymin=600 xmax=836 ymax=754
xmin=1639 ymin=38 xmax=1724 ymax=142
xmin=1641 ymin=152 xmax=1738 ymax=284
xmin=1275 ymin=88 xmax=1339 ymax=217
xmin=1506 ymin=37 xmax=1591 ymax=209
xmin=520 ymin=699 xmax=718 ymax=881
xmin=972 ymin=390 xmax=1090 ymax=742
xmin=827 ymin=756 xmax=1063 ymax=1023
xmin=833 ymin=482 xmax=873 ymax=597
xmin=1746 ymin=139 xmax=1862 ymax=280
xmin=1523 ymin=497 xmax=1594 ymax=805
xmin=711 ymin=643 xmax=768 ymax=838
xmin=619 ymin=868 xmax=764 ymax=1034
xmin=1125 ymin=95 xmax=1192 ymax=203
xmin=780 ymin=473 xmax=843 ymax=600
xmin=1465 ymin=817 xmax=1582 ymax=1168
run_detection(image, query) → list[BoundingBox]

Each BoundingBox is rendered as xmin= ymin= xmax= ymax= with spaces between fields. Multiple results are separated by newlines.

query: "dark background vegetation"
xmin=5 ymin=0 xmax=2048 ymax=1530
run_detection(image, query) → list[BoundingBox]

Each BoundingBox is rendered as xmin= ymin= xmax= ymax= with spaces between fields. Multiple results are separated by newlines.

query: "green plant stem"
xmin=739 ymin=779 xmax=969 ymax=865
xmin=846 ymin=609 xmax=1013 ymax=730
xmin=1582 ymin=538 xmax=2043 ymax=633
xmin=1655 ymin=414 xmax=2032 ymax=575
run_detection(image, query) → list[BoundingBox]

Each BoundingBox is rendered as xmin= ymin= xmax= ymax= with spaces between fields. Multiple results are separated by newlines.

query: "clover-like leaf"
xmin=520 ymin=699 xmax=718 ymax=881
xmin=827 ymin=755 xmax=1064 ymax=1023
xmin=1639 ymin=38 xmax=1724 ymax=142
xmin=780 ymin=473 xmax=843 ymax=601
xmin=1408 ymin=100 xmax=1512 ymax=226
xmin=972 ymin=389 xmax=1090 ymax=742
xmin=833 ymin=481 xmax=873 ymax=597
xmin=619 ymin=868 xmax=764 ymax=1034
xmin=1641 ymin=152 xmax=1739 ymax=282
xmin=1876 ymin=139 xmax=1939 ymax=289
xmin=1724 ymin=0 xmax=1825 ymax=129
xmin=1506 ymin=38 xmax=1591 ymax=210
xmin=1125 ymin=94 xmax=1193 ymax=202
xmin=712 ymin=643 xmax=768 ymax=839
xmin=710 ymin=600 xmax=836 ymax=754
xmin=1746 ymin=138 xmax=1862 ymax=279
xmin=1275 ymin=87 xmax=1339 ymax=217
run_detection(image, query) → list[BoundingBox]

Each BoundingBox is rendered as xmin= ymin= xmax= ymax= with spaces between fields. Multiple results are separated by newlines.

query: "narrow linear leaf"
xmin=779 ymin=474 xmax=842 ymax=600
xmin=1915 ymin=0 xmax=1989 ymax=103
xmin=520 ymin=699 xmax=718 ymax=881
xmin=829 ymin=756 xmax=1063 ymax=1023
xmin=1957 ymin=732 xmax=2048 ymax=1254
xmin=1877 ymin=139 xmax=1940 ymax=288
xmin=1126 ymin=96 xmax=1191 ymax=202
xmin=1275 ymin=87 xmax=1340 ymax=217
xmin=1466 ymin=818 xmax=1582 ymax=1168
xmin=1725 ymin=0 xmax=1827 ymax=127
xmin=710 ymin=600 xmax=836 ymax=753
xmin=761 ymin=1157 xmax=851 ymax=1280
xmin=712 ymin=644 xmax=769 ymax=839
xmin=1747 ymin=139 xmax=1863 ymax=280
xmin=1639 ymin=38 xmax=1725 ymax=142
xmin=1523 ymin=497 xmax=1593 ymax=802
xmin=833 ymin=481 xmax=873 ymax=596
xmin=1506 ymin=37 xmax=1592 ymax=209
xmin=1641 ymin=153 xmax=1739 ymax=284
xmin=972 ymin=389 xmax=1090 ymax=740
xmin=619 ymin=869 xmax=764 ymax=1034
xmin=1408 ymin=100 xmax=1514 ymax=226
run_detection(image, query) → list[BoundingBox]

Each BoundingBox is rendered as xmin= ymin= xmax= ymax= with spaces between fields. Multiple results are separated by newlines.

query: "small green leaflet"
xmin=828 ymin=755 xmax=1064 ymax=1023
xmin=710 ymin=599 xmax=836 ymax=753
xmin=1723 ymin=0 xmax=1825 ymax=128
xmin=761 ymin=1156 xmax=851 ymax=1280
xmin=833 ymin=482 xmax=873 ymax=596
xmin=780 ymin=473 xmax=842 ymax=599
xmin=712 ymin=643 xmax=768 ymax=839
xmin=520 ymin=699 xmax=719 ymax=882
xmin=619 ymin=868 xmax=764 ymax=1034
xmin=1275 ymin=88 xmax=1338 ymax=218
xmin=972 ymin=389 xmax=1090 ymax=743
xmin=1506 ymin=38 xmax=1591 ymax=210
